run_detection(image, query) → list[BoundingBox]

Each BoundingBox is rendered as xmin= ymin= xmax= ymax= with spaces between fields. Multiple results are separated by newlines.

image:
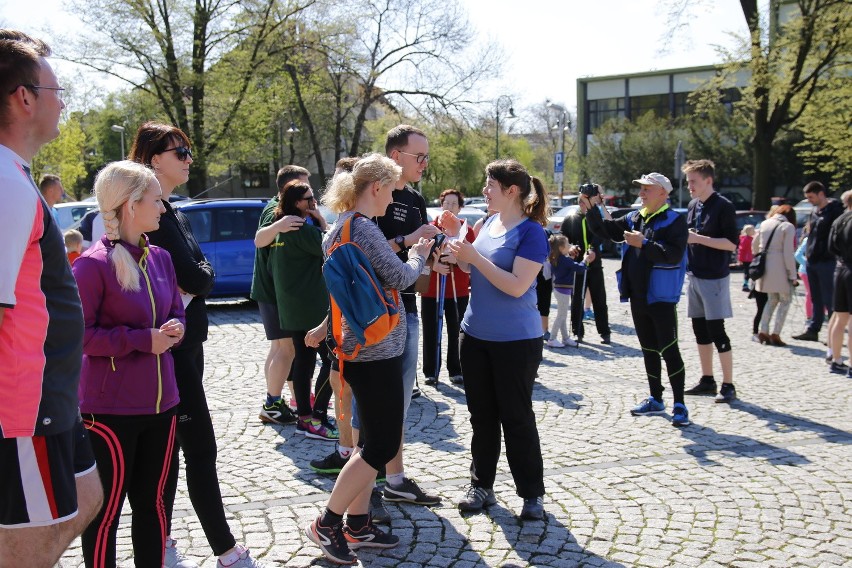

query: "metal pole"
xmin=495 ymin=113 xmax=500 ymax=160
xmin=559 ymin=112 xmax=566 ymax=205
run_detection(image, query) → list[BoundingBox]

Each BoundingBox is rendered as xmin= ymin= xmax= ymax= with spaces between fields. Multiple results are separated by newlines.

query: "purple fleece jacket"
xmin=72 ymin=235 xmax=185 ymax=415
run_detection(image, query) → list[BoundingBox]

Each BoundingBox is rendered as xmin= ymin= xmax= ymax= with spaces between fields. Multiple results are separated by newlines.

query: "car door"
xmin=180 ymin=207 xmax=217 ymax=291
xmin=211 ymin=205 xmax=263 ymax=297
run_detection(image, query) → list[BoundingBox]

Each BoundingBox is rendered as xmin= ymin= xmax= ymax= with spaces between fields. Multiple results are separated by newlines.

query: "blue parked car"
xmin=174 ymin=198 xmax=269 ymax=298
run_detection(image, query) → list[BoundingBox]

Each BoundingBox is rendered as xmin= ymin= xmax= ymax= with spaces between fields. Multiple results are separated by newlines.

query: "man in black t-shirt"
xmin=793 ymin=181 xmax=844 ymax=342
xmin=375 ymin=125 xmax=440 ymax=507
xmin=681 ymin=160 xmax=740 ymax=403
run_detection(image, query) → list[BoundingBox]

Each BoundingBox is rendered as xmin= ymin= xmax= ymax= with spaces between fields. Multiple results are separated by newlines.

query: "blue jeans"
xmin=401 ymin=311 xmax=419 ymax=419
xmin=806 ymin=259 xmax=836 ymax=333
xmin=349 ymin=310 xmax=420 ymax=430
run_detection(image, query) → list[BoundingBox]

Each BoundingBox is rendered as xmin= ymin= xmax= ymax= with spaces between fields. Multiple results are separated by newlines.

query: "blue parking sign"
xmin=554 ymin=152 xmax=564 ymax=173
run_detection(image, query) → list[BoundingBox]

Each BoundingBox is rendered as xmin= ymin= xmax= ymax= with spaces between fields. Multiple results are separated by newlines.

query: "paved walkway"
xmin=59 ymin=259 xmax=852 ymax=567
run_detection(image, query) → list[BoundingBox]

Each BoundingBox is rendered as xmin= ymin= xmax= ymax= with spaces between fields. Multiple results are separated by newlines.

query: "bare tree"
xmin=61 ymin=0 xmax=315 ymax=195
xmin=280 ymin=0 xmax=501 ymax=181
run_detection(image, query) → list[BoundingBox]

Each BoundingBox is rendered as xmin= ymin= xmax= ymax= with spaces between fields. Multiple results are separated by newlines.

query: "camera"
xmin=580 ymin=183 xmax=600 ymax=198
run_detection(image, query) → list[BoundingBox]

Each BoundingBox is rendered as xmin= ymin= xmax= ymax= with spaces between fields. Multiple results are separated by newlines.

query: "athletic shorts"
xmin=0 ymin=419 xmax=96 ymax=528
xmin=834 ymin=264 xmax=852 ymax=313
xmin=687 ymin=274 xmax=733 ymax=320
xmin=258 ymin=302 xmax=294 ymax=340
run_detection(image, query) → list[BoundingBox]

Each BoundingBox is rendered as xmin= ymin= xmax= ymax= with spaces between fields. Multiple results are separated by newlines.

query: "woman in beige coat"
xmin=753 ymin=205 xmax=798 ymax=345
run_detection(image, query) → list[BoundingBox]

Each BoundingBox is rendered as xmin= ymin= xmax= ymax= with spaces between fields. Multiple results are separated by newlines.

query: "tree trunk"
xmin=752 ymin=128 xmax=773 ymax=210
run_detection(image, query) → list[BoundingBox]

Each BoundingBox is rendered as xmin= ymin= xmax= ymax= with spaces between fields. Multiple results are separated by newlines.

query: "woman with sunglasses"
xmin=129 ymin=122 xmax=264 ymax=568
xmin=266 ymin=180 xmax=336 ymax=439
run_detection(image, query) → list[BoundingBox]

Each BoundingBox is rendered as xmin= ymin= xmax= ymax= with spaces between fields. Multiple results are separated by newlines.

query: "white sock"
xmin=338 ymin=446 xmax=353 ymax=458
xmin=386 ymin=472 xmax=405 ymax=487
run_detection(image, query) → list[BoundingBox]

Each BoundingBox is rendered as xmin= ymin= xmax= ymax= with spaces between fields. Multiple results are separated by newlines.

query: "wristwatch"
xmin=394 ymin=235 xmax=406 ymax=249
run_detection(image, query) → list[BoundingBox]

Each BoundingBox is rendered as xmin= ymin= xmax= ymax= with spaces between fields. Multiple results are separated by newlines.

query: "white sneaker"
xmin=164 ymin=537 xmax=199 ymax=568
xmin=217 ymin=545 xmax=266 ymax=568
xmin=545 ymin=339 xmax=564 ymax=348
xmin=562 ymin=337 xmax=578 ymax=347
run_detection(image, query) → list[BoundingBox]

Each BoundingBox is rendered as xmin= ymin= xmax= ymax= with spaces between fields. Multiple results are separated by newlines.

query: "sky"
xmin=1 ymin=0 xmax=751 ymax=115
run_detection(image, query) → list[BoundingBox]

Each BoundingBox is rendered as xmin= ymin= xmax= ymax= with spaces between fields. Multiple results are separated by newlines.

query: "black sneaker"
xmin=458 ymin=485 xmax=497 ymax=512
xmin=310 ymin=448 xmax=350 ymax=475
xmin=305 ymin=517 xmax=356 ymax=565
xmin=684 ymin=376 xmax=717 ymax=396
xmin=600 ymin=334 xmax=611 ymax=345
xmin=369 ymin=487 xmax=390 ymax=524
xmin=792 ymin=330 xmax=819 ymax=342
xmin=715 ymin=383 xmax=737 ymax=403
xmin=830 ymin=361 xmax=849 ymax=375
xmin=450 ymin=375 xmax=464 ymax=385
xmin=424 ymin=376 xmax=439 ymax=387
xmin=259 ymin=399 xmax=297 ymax=425
xmin=519 ymin=496 xmax=545 ymax=520
xmin=382 ymin=477 xmax=440 ymax=505
xmin=343 ymin=518 xmax=399 ymax=550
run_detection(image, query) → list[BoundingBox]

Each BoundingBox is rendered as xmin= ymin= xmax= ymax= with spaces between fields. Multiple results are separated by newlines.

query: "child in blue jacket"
xmin=547 ymin=234 xmax=594 ymax=348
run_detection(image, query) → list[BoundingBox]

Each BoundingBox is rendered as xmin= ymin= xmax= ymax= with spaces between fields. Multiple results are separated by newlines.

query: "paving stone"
xmin=56 ymin=265 xmax=852 ymax=567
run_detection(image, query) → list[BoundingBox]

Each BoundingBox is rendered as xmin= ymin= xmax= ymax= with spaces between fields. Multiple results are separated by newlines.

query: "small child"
xmin=64 ymin=229 xmax=84 ymax=265
xmin=546 ymin=234 xmax=594 ymax=349
xmin=738 ymin=224 xmax=755 ymax=291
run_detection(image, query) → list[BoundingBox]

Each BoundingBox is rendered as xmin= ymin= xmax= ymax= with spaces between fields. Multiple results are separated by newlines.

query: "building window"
xmin=587 ymin=97 xmax=626 ymax=132
xmin=240 ymin=164 xmax=270 ymax=189
xmin=628 ymin=94 xmax=669 ymax=119
xmin=673 ymin=92 xmax=693 ymax=117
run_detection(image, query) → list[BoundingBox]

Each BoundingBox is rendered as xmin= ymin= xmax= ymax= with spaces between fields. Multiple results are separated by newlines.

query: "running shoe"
xmin=310 ymin=448 xmax=350 ymax=474
xmin=305 ymin=518 xmax=356 ymax=565
xmin=630 ymin=397 xmax=666 ymax=416
xmin=343 ymin=519 xmax=399 ymax=550
xmin=671 ymin=403 xmax=691 ymax=427
xmin=258 ymin=399 xmax=297 ymax=426
xmin=382 ymin=477 xmax=440 ymax=505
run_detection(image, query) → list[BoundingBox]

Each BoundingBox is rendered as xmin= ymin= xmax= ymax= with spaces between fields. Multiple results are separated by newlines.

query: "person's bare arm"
xmin=687 ymin=231 xmax=737 ymax=251
xmin=254 ymin=215 xmax=304 ymax=248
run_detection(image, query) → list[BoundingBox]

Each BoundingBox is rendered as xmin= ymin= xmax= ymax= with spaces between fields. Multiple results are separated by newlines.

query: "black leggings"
xmin=163 ymin=343 xmax=235 ymax=556
xmin=752 ymin=291 xmax=768 ymax=335
xmin=421 ymin=295 xmax=468 ymax=378
xmin=343 ymin=356 xmax=404 ymax=470
xmin=630 ymin=298 xmax=686 ymax=404
xmin=83 ymin=411 xmax=176 ymax=568
xmin=460 ymin=333 xmax=544 ymax=498
xmin=289 ymin=332 xmax=333 ymax=418
xmin=571 ymin=262 xmax=611 ymax=339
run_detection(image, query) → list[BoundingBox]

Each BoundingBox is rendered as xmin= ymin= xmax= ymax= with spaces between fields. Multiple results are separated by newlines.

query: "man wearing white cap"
xmin=681 ymin=159 xmax=739 ymax=403
xmin=582 ymin=172 xmax=691 ymax=427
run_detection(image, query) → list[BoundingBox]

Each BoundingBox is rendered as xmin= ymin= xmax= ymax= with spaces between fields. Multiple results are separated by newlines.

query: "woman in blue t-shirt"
xmin=446 ymin=159 xmax=549 ymax=520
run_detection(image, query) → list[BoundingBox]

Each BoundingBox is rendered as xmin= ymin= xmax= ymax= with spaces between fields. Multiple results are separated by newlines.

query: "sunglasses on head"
xmin=163 ymin=146 xmax=193 ymax=161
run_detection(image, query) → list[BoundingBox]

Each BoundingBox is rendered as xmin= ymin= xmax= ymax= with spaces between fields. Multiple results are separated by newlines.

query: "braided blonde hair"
xmin=321 ymin=153 xmax=401 ymax=213
xmin=93 ymin=161 xmax=158 ymax=292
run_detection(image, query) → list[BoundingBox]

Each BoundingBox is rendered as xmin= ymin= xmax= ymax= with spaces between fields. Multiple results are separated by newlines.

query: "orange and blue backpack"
xmin=323 ymin=213 xmax=400 ymax=365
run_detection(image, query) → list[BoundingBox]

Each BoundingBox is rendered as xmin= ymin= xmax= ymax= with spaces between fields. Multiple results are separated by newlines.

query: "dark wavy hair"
xmin=129 ymin=121 xmax=191 ymax=165
xmin=274 ymin=181 xmax=311 ymax=219
xmin=440 ymin=188 xmax=465 ymax=207
xmin=485 ymin=159 xmax=548 ymax=226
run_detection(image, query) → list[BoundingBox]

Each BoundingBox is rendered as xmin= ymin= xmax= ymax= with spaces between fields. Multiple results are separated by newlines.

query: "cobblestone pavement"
xmin=59 ymin=259 xmax=852 ymax=567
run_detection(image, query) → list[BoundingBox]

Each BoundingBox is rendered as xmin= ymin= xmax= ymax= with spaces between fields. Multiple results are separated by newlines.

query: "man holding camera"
xmin=562 ymin=184 xmax=612 ymax=345
xmin=583 ymin=173 xmax=691 ymax=426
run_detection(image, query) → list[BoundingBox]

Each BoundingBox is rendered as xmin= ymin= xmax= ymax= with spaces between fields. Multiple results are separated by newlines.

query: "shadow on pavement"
xmin=532 ymin=382 xmax=585 ymax=411
xmin=677 ymin=422 xmax=811 ymax=467
xmin=785 ymin=343 xmax=830 ymax=358
xmin=489 ymin=503 xmax=625 ymax=567
xmin=728 ymin=400 xmax=852 ymax=443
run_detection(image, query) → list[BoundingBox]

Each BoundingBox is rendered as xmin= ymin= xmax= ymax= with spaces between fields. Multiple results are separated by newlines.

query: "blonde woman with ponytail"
xmin=71 ymin=160 xmax=186 ymax=568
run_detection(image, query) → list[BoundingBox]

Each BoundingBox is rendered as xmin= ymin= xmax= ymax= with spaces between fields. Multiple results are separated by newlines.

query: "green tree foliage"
xmin=32 ymin=113 xmax=88 ymax=199
xmin=663 ymin=0 xmax=852 ymax=208
xmin=582 ymin=112 xmax=682 ymax=200
xmin=795 ymin=75 xmax=852 ymax=189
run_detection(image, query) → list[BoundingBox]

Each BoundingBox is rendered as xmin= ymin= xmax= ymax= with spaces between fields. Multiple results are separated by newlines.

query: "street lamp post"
xmin=110 ymin=124 xmax=126 ymax=159
xmin=546 ymin=102 xmax=569 ymax=206
xmin=285 ymin=122 xmax=299 ymax=165
xmin=495 ymin=95 xmax=515 ymax=160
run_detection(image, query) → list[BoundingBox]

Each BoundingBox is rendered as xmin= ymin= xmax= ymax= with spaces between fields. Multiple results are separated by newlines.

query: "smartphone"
xmin=429 ymin=233 xmax=446 ymax=258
